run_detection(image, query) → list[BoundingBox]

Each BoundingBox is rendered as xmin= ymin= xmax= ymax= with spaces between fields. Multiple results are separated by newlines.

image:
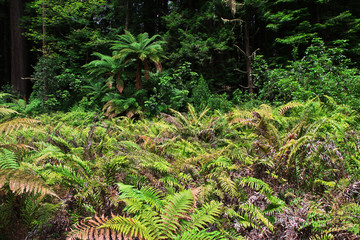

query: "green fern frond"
xmin=229 ymin=118 xmax=256 ymax=127
xmin=263 ymin=195 xmax=286 ymax=216
xmin=174 ymin=229 xmax=227 ymax=240
xmin=240 ymin=177 xmax=273 ymax=195
xmin=240 ymin=202 xmax=274 ymax=232
xmin=0 ymin=149 xmax=19 ymax=169
xmin=44 ymin=164 xmax=86 ymax=188
xmin=185 ymin=201 xmax=222 ymax=230
xmin=218 ymin=176 xmax=239 ymax=197
xmin=309 ymin=233 xmax=334 ymax=240
xmin=117 ymin=183 xmax=164 ymax=213
xmin=205 ymin=156 xmax=233 ymax=171
xmin=100 ymin=215 xmax=151 ymax=240
xmin=138 ymin=186 xmax=165 ymax=211
xmin=161 ymin=190 xmax=194 ymax=236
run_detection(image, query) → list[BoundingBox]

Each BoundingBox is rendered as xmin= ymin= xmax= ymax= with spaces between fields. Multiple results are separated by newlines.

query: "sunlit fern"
xmin=68 ymin=184 xmax=224 ymax=240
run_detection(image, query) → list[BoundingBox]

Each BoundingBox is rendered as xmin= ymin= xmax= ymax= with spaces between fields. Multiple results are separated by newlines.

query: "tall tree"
xmin=0 ymin=0 xmax=10 ymax=89
xmin=10 ymin=0 xmax=30 ymax=97
xmin=222 ymin=0 xmax=266 ymax=94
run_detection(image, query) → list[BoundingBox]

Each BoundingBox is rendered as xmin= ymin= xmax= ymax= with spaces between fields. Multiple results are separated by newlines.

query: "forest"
xmin=1 ymin=0 xmax=360 ymax=239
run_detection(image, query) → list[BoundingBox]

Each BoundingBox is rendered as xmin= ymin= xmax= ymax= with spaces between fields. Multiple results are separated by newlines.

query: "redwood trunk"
xmin=10 ymin=0 xmax=29 ymax=98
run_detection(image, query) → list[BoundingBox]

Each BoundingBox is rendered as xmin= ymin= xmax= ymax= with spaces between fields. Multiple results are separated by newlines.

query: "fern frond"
xmin=0 ymin=118 xmax=41 ymax=135
xmin=186 ymin=201 xmax=222 ymax=230
xmin=218 ymin=176 xmax=239 ymax=197
xmin=0 ymin=169 xmax=58 ymax=198
xmin=278 ymin=102 xmax=304 ymax=115
xmin=240 ymin=202 xmax=274 ymax=232
xmin=263 ymin=195 xmax=286 ymax=216
xmin=240 ymin=177 xmax=273 ymax=195
xmin=117 ymin=183 xmax=164 ymax=213
xmin=67 ymin=215 xmax=131 ymax=240
xmin=44 ymin=164 xmax=86 ymax=188
xmin=174 ymin=229 xmax=227 ymax=240
xmin=0 ymin=149 xmax=19 ymax=169
xmin=101 ymin=215 xmax=151 ymax=240
xmin=0 ymin=107 xmax=17 ymax=116
xmin=229 ymin=118 xmax=256 ymax=127
xmin=161 ymin=190 xmax=194 ymax=236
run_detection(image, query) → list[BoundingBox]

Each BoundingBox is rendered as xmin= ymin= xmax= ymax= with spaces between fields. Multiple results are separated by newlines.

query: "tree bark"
xmin=244 ymin=20 xmax=254 ymax=95
xmin=136 ymin=60 xmax=142 ymax=90
xmin=125 ymin=0 xmax=129 ymax=31
xmin=0 ymin=0 xmax=10 ymax=88
xmin=10 ymin=0 xmax=29 ymax=98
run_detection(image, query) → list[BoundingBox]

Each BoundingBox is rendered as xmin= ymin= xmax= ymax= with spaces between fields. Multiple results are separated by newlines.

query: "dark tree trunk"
xmin=125 ymin=0 xmax=129 ymax=30
xmin=136 ymin=60 xmax=142 ymax=90
xmin=244 ymin=21 xmax=254 ymax=95
xmin=10 ymin=0 xmax=29 ymax=98
xmin=0 ymin=0 xmax=10 ymax=88
xmin=143 ymin=0 xmax=156 ymax=35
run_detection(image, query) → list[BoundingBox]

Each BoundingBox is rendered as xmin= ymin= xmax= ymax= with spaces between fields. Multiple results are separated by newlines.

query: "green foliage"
xmin=256 ymin=38 xmax=360 ymax=110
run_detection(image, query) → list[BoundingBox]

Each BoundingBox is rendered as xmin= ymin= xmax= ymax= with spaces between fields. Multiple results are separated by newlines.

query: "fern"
xmin=0 ymin=118 xmax=41 ymax=135
xmin=44 ymin=164 xmax=87 ymax=188
xmin=0 ymin=149 xmax=19 ymax=169
xmin=240 ymin=177 xmax=273 ymax=195
xmin=100 ymin=215 xmax=150 ymax=240
xmin=184 ymin=200 xmax=222 ymax=230
xmin=218 ymin=175 xmax=239 ymax=198
xmin=160 ymin=190 xmax=194 ymax=236
xmin=173 ymin=229 xmax=227 ymax=240
xmin=0 ymin=169 xmax=58 ymax=197
xmin=239 ymin=202 xmax=274 ymax=232
xmin=278 ymin=101 xmax=304 ymax=115
xmin=67 ymin=215 xmax=134 ymax=240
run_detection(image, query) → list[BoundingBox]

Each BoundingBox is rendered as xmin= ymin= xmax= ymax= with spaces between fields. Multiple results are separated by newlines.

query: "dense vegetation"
xmin=1 ymin=0 xmax=360 ymax=239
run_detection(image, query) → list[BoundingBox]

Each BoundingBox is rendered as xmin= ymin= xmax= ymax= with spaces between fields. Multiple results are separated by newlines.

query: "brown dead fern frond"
xmin=67 ymin=215 xmax=132 ymax=240
xmin=0 ymin=143 xmax=35 ymax=152
xmin=229 ymin=118 xmax=257 ymax=127
xmin=0 ymin=169 xmax=58 ymax=198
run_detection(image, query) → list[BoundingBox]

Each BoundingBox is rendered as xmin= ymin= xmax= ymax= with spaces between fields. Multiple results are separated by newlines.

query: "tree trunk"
xmin=244 ymin=20 xmax=254 ymax=95
xmin=125 ymin=0 xmax=129 ymax=31
xmin=0 ymin=0 xmax=10 ymax=88
xmin=136 ymin=60 xmax=142 ymax=90
xmin=10 ymin=0 xmax=29 ymax=98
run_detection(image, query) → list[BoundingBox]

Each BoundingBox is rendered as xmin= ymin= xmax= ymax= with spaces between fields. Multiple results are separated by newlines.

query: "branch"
xmin=234 ymin=44 xmax=248 ymax=58
xmin=221 ymin=17 xmax=243 ymax=23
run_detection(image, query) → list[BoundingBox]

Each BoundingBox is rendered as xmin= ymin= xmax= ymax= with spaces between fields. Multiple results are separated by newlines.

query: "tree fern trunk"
xmin=136 ymin=59 xmax=142 ymax=90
